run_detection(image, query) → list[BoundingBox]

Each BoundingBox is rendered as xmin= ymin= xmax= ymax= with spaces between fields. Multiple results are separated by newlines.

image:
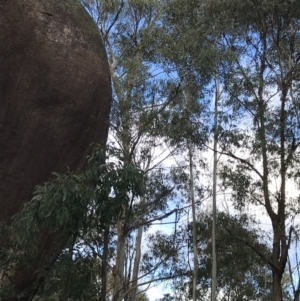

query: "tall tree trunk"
xmin=113 ymin=213 xmax=126 ymax=301
xmin=129 ymin=216 xmax=144 ymax=301
xmin=130 ymin=155 xmax=150 ymax=301
xmin=273 ymin=269 xmax=283 ymax=301
xmin=100 ymin=225 xmax=110 ymax=301
xmin=270 ymin=88 xmax=288 ymax=301
xmin=183 ymin=87 xmax=198 ymax=301
xmin=188 ymin=138 xmax=198 ymax=301
xmin=112 ymin=95 xmax=131 ymax=301
xmin=211 ymin=73 xmax=219 ymax=301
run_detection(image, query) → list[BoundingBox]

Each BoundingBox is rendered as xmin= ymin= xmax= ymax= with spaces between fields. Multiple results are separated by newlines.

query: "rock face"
xmin=0 ymin=0 xmax=111 ymax=299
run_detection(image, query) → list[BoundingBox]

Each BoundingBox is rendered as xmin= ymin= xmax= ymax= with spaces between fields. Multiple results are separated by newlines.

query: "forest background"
xmin=5 ymin=0 xmax=300 ymax=301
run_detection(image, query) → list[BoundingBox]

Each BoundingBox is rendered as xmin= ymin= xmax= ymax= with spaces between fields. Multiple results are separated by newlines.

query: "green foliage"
xmin=33 ymin=255 xmax=102 ymax=301
xmin=12 ymin=145 xmax=142 ymax=248
xmin=0 ymin=144 xmax=143 ymax=300
xmin=152 ymin=213 xmax=273 ymax=301
xmin=192 ymin=212 xmax=271 ymax=300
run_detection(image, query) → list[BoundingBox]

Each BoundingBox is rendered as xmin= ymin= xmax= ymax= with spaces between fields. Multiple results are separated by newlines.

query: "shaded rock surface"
xmin=0 ymin=0 xmax=111 ymax=299
xmin=0 ymin=0 xmax=111 ymax=222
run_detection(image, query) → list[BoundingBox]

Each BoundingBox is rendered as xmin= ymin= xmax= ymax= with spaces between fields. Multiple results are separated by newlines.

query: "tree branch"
xmin=220 ymin=150 xmax=264 ymax=180
xmin=126 ymin=208 xmax=177 ymax=233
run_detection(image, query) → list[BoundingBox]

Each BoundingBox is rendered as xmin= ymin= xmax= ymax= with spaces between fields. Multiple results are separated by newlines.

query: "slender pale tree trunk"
xmin=129 ymin=211 xmax=144 ymax=301
xmin=113 ymin=210 xmax=126 ymax=301
xmin=100 ymin=224 xmax=110 ymax=301
xmin=112 ymin=104 xmax=131 ymax=301
xmin=211 ymin=73 xmax=219 ymax=301
xmin=183 ymin=88 xmax=198 ymax=301
xmin=130 ymin=157 xmax=150 ymax=301
xmin=188 ymin=138 xmax=198 ymax=301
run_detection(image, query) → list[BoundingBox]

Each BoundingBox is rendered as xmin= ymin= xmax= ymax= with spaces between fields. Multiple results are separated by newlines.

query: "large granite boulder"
xmin=0 ymin=0 xmax=111 ymax=299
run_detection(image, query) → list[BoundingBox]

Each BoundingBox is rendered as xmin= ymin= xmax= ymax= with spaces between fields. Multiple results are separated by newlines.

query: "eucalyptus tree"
xmin=152 ymin=212 xmax=293 ymax=301
xmin=171 ymin=213 xmax=280 ymax=301
xmin=158 ymin=3 xmax=229 ymax=301
xmin=157 ymin=1 xmax=300 ymax=300
xmin=80 ymin=1 xmax=184 ymax=301
xmin=204 ymin=1 xmax=300 ymax=300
